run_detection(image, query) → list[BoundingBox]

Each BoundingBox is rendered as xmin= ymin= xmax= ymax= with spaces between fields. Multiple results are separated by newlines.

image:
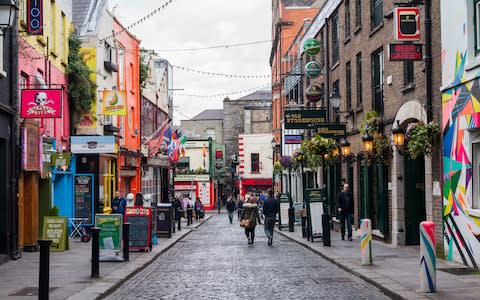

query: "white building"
xmin=238 ymin=133 xmax=274 ymax=196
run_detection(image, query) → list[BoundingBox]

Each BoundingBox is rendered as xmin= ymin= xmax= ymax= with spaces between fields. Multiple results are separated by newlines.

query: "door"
xmin=405 ymin=156 xmax=426 ymax=245
xmin=0 ymin=139 xmax=7 ymax=253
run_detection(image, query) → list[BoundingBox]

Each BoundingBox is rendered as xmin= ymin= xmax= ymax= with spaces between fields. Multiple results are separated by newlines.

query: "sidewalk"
xmin=0 ymin=215 xmax=211 ymax=300
xmin=275 ymin=225 xmax=480 ymax=300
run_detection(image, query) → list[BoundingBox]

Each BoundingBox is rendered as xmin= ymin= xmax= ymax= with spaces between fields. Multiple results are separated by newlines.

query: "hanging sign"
xmin=21 ymin=89 xmax=62 ymax=118
xmin=27 ymin=0 xmax=43 ymax=35
xmin=51 ymin=152 xmax=71 ymax=169
xmin=389 ymin=43 xmax=423 ymax=61
xmin=71 ymin=135 xmax=117 ymax=154
xmin=303 ymin=38 xmax=321 ymax=56
xmin=305 ymin=84 xmax=323 ymax=102
xmin=285 ymin=135 xmax=304 ymax=144
xmin=316 ymin=123 xmax=347 ymax=139
xmin=394 ymin=7 xmax=421 ymax=41
xmin=102 ymin=90 xmax=127 ymax=116
xmin=284 ymin=109 xmax=327 ymax=129
xmin=305 ymin=61 xmax=322 ymax=78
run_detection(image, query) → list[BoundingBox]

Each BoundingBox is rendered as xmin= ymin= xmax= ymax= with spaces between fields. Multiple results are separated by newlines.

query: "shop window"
xmin=472 ymin=142 xmax=480 ymax=209
xmin=371 ymin=0 xmax=383 ymax=29
xmin=251 ymin=153 xmax=260 ymax=173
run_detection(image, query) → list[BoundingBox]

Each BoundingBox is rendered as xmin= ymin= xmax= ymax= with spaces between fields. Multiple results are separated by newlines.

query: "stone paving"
xmin=104 ymin=214 xmax=390 ymax=300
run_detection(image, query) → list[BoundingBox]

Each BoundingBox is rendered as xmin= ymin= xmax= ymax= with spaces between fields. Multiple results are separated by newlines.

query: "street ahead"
xmin=105 ymin=214 xmax=390 ymax=300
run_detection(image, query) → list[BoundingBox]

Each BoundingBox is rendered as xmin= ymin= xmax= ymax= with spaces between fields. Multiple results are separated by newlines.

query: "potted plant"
xmin=406 ymin=121 xmax=440 ymax=160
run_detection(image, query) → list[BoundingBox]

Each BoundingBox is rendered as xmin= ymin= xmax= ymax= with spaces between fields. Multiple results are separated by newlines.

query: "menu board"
xmin=42 ymin=217 xmax=68 ymax=252
xmin=74 ymin=175 xmax=94 ymax=225
xmin=310 ymin=202 xmax=324 ymax=236
xmin=279 ymin=203 xmax=290 ymax=228
xmin=198 ymin=182 xmax=211 ymax=206
xmin=125 ymin=207 xmax=152 ymax=251
xmin=305 ymin=189 xmax=325 ymax=241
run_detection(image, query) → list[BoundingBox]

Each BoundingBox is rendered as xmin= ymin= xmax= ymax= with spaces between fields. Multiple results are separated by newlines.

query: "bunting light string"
xmin=100 ymin=0 xmax=176 ymax=42
xmin=173 ymin=83 xmax=271 ymax=99
xmin=172 ymin=65 xmax=270 ymax=79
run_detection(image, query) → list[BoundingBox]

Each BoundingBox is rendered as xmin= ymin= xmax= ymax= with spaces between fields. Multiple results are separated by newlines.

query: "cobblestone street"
xmin=105 ymin=214 xmax=390 ymax=300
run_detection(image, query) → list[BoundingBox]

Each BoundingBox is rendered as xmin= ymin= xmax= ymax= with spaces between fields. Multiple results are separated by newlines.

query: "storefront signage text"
xmin=21 ymin=89 xmax=62 ymax=118
xmin=71 ymin=136 xmax=117 ymax=154
xmin=284 ymin=109 xmax=327 ymax=129
xmin=27 ymin=0 xmax=43 ymax=35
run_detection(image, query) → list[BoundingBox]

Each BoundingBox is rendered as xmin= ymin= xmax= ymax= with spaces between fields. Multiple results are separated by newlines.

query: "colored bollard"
xmin=420 ymin=221 xmax=436 ymax=293
xmin=360 ymin=218 xmax=372 ymax=265
xmin=122 ymin=223 xmax=130 ymax=262
xmin=38 ymin=240 xmax=52 ymax=300
xmin=91 ymin=227 xmax=101 ymax=278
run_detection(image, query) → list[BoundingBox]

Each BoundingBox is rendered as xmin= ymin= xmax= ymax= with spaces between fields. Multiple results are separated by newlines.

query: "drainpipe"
xmin=324 ymin=18 xmax=330 ymax=123
xmin=424 ymin=0 xmax=432 ymax=123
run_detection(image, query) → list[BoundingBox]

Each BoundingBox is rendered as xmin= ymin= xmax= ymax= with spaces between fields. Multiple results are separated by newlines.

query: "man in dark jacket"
xmin=226 ymin=197 xmax=236 ymax=224
xmin=112 ymin=191 xmax=126 ymax=217
xmin=337 ymin=184 xmax=354 ymax=241
xmin=172 ymin=196 xmax=182 ymax=231
xmin=263 ymin=189 xmax=279 ymax=246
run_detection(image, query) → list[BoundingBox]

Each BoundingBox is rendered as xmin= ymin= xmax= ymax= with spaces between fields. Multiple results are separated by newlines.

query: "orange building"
xmin=113 ymin=18 xmax=142 ymax=195
xmin=270 ymin=0 xmax=319 ymax=192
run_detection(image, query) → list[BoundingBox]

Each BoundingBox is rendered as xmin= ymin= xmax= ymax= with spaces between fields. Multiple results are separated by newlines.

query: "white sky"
xmin=109 ymin=0 xmax=272 ymax=124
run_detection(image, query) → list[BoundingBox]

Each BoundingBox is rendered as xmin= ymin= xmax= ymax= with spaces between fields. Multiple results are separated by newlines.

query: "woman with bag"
xmin=240 ymin=195 xmax=259 ymax=245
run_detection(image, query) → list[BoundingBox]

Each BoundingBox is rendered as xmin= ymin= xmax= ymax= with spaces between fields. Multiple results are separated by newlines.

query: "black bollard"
xmin=301 ymin=216 xmax=308 ymax=238
xmin=91 ymin=227 xmax=100 ymax=278
xmin=288 ymin=207 xmax=295 ymax=232
xmin=322 ymin=214 xmax=331 ymax=246
xmin=177 ymin=210 xmax=182 ymax=231
xmin=122 ymin=223 xmax=130 ymax=261
xmin=38 ymin=240 xmax=52 ymax=300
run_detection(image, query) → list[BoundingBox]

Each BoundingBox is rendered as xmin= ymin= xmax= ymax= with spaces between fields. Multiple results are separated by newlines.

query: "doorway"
xmin=0 ymin=139 xmax=7 ymax=254
xmin=404 ymin=156 xmax=426 ymax=245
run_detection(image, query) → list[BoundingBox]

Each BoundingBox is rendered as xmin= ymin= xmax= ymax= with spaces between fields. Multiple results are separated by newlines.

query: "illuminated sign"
xmin=27 ymin=0 xmax=43 ymax=35
xmin=394 ymin=7 xmax=421 ymax=41
xmin=389 ymin=43 xmax=423 ymax=61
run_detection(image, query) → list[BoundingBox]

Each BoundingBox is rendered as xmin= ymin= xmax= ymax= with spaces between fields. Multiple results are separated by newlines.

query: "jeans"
xmin=340 ymin=212 xmax=353 ymax=239
xmin=228 ymin=211 xmax=234 ymax=223
xmin=187 ymin=209 xmax=193 ymax=225
xmin=237 ymin=209 xmax=243 ymax=220
xmin=195 ymin=210 xmax=200 ymax=221
xmin=264 ymin=216 xmax=276 ymax=239
xmin=245 ymin=227 xmax=255 ymax=242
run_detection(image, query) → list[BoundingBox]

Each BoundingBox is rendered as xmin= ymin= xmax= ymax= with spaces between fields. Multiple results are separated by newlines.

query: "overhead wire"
xmin=172 ymin=65 xmax=270 ymax=79
xmin=173 ymin=83 xmax=271 ymax=99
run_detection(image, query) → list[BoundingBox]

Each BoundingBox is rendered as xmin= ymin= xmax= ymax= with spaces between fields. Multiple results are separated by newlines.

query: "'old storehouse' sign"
xmin=284 ymin=109 xmax=326 ymax=129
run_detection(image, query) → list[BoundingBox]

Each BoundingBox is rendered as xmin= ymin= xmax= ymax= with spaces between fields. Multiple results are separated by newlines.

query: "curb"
xmin=275 ymin=229 xmax=415 ymax=300
xmin=90 ymin=216 xmax=211 ymax=300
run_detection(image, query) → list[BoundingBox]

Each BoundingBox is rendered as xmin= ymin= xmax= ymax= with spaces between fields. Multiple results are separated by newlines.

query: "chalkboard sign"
xmin=125 ymin=207 xmax=152 ymax=251
xmin=42 ymin=216 xmax=68 ymax=252
xmin=74 ymin=175 xmax=94 ymax=225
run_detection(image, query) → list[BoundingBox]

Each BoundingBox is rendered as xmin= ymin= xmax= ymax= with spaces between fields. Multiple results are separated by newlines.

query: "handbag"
xmin=240 ymin=219 xmax=250 ymax=228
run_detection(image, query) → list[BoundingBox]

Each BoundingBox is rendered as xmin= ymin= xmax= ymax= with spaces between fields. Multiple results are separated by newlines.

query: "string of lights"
xmin=100 ymin=0 xmax=176 ymax=42
xmin=173 ymin=83 xmax=271 ymax=99
xmin=172 ymin=65 xmax=270 ymax=79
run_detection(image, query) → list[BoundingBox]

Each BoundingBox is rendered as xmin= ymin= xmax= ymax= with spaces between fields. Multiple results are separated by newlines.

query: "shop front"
xmin=142 ymin=155 xmax=169 ymax=204
xmin=71 ymin=136 xmax=118 ymax=223
xmin=174 ymin=174 xmax=214 ymax=210
xmin=240 ymin=178 xmax=273 ymax=197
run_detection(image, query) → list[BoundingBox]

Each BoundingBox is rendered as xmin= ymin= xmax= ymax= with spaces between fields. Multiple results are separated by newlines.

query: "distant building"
xmin=181 ymin=109 xmax=224 ymax=142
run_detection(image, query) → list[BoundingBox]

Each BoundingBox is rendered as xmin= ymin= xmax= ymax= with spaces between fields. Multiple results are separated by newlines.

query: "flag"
xmin=163 ymin=126 xmax=173 ymax=146
xmin=146 ymin=120 xmax=170 ymax=157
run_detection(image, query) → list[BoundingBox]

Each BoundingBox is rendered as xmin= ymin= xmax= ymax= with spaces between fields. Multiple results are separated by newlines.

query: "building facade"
xmin=441 ymin=0 xmax=480 ymax=268
xmin=181 ymin=109 xmax=224 ymax=142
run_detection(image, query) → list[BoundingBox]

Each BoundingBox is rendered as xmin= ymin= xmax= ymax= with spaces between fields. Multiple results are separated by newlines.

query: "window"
xmin=475 ymin=0 xmax=480 ymax=54
xmin=128 ymin=107 xmax=133 ymax=133
xmin=372 ymin=48 xmax=384 ymax=114
xmin=404 ymin=61 xmax=414 ymax=85
xmin=356 ymin=53 xmax=363 ymax=107
xmin=355 ymin=0 xmax=362 ymax=28
xmin=118 ymin=48 xmax=125 ymax=89
xmin=346 ymin=61 xmax=352 ymax=110
xmin=206 ymin=128 xmax=215 ymax=139
xmin=251 ymin=153 xmax=260 ymax=173
xmin=371 ymin=0 xmax=383 ymax=29
xmin=130 ymin=63 xmax=135 ymax=93
xmin=333 ymin=80 xmax=340 ymax=123
xmin=345 ymin=0 xmax=351 ymax=38
xmin=332 ymin=13 xmax=339 ymax=64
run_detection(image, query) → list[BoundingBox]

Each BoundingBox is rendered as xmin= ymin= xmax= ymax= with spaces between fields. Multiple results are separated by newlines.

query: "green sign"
xmin=42 ymin=216 xmax=68 ymax=252
xmin=305 ymin=189 xmax=325 ymax=203
xmin=305 ymin=61 xmax=322 ymax=78
xmin=51 ymin=152 xmax=71 ymax=169
xmin=285 ymin=109 xmax=327 ymax=129
xmin=279 ymin=193 xmax=290 ymax=203
xmin=95 ymin=214 xmax=122 ymax=252
xmin=316 ymin=123 xmax=347 ymax=139
xmin=304 ymin=38 xmax=321 ymax=56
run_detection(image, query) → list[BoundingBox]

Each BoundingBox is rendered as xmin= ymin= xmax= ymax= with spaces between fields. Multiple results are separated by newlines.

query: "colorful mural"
xmin=443 ymin=51 xmax=480 ymax=268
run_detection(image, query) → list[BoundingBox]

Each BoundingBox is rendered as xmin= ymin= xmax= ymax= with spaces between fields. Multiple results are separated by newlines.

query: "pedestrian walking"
xmin=236 ymin=197 xmax=244 ymax=221
xmin=111 ymin=191 xmax=126 ymax=217
xmin=226 ymin=197 xmax=236 ymax=224
xmin=194 ymin=198 xmax=203 ymax=221
xmin=337 ymin=184 xmax=354 ymax=241
xmin=263 ymin=189 xmax=279 ymax=246
xmin=217 ymin=198 xmax=222 ymax=214
xmin=172 ymin=196 xmax=182 ymax=231
xmin=186 ymin=197 xmax=194 ymax=226
xmin=240 ymin=195 xmax=259 ymax=245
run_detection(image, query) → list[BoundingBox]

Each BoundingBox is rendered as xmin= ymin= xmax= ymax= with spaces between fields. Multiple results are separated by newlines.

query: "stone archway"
xmin=391 ymin=100 xmax=428 ymax=246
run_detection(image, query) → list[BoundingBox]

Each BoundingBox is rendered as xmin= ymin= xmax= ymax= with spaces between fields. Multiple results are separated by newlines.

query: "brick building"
xmin=276 ymin=0 xmax=442 ymax=247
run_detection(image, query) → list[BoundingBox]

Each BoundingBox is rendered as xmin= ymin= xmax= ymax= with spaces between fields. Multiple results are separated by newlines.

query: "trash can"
xmin=156 ymin=203 xmax=173 ymax=238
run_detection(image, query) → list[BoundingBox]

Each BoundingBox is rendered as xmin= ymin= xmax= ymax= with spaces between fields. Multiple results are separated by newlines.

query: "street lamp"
xmin=392 ymin=120 xmax=406 ymax=154
xmin=362 ymin=132 xmax=374 ymax=153
xmin=340 ymin=138 xmax=351 ymax=156
xmin=330 ymin=88 xmax=341 ymax=111
xmin=0 ymin=0 xmax=16 ymax=29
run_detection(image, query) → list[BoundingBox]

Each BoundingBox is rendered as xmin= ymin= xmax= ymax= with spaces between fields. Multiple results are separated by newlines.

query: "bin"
xmin=156 ymin=203 xmax=173 ymax=238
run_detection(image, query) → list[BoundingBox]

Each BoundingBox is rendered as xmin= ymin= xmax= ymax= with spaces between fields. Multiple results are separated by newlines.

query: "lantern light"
xmin=340 ymin=138 xmax=351 ymax=156
xmin=362 ymin=132 xmax=374 ymax=153
xmin=392 ymin=120 xmax=406 ymax=148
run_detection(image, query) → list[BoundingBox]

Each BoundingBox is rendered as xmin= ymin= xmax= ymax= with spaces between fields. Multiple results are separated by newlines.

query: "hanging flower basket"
xmin=406 ymin=121 xmax=440 ymax=160
xmin=280 ymin=155 xmax=293 ymax=170
xmin=273 ymin=161 xmax=282 ymax=175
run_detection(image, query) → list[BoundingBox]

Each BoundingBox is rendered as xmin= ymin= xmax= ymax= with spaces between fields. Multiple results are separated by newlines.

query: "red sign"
xmin=215 ymin=149 xmax=223 ymax=159
xmin=27 ymin=0 xmax=43 ymax=35
xmin=389 ymin=44 xmax=423 ymax=61
xmin=21 ymin=89 xmax=62 ymax=118
xmin=394 ymin=7 xmax=421 ymax=41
